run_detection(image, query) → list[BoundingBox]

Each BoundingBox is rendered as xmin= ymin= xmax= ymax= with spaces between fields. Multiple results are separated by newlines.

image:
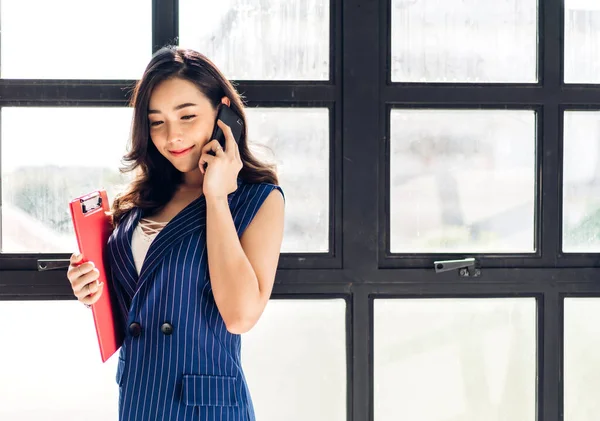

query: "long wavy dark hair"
xmin=111 ymin=46 xmax=278 ymax=226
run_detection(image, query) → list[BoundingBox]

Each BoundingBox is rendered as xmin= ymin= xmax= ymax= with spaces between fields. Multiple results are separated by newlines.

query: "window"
xmin=564 ymin=0 xmax=600 ymax=84
xmin=0 ymin=0 xmax=596 ymax=420
xmin=1 ymin=107 xmax=132 ymax=253
xmin=179 ymin=0 xmax=330 ymax=80
xmin=390 ymin=0 xmax=538 ymax=83
xmin=389 ymin=109 xmax=536 ymax=253
xmin=374 ymin=298 xmax=536 ymax=421
xmin=564 ymin=298 xmax=600 ymax=421
xmin=246 ymin=108 xmax=330 ymax=252
xmin=563 ymin=111 xmax=600 ymax=252
xmin=1 ymin=0 xmax=151 ymax=79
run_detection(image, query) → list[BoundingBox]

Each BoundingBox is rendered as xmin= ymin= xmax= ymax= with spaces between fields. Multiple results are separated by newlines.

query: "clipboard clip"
xmin=80 ymin=193 xmax=103 ymax=214
xmin=37 ymin=259 xmax=71 ymax=271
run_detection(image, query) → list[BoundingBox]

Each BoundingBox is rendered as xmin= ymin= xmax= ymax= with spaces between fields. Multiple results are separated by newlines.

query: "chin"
xmin=166 ymin=158 xmax=197 ymax=173
xmin=175 ymin=163 xmax=200 ymax=173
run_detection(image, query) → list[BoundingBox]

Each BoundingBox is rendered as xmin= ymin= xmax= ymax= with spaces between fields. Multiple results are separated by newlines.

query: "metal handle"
xmin=37 ymin=259 xmax=71 ymax=271
xmin=433 ymin=258 xmax=480 ymax=277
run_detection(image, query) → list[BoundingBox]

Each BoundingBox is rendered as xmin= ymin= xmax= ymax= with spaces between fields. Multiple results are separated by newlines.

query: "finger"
xmin=85 ymin=279 xmax=100 ymax=295
xmin=81 ymin=282 xmax=104 ymax=306
xmin=70 ymin=253 xmax=83 ymax=264
xmin=202 ymin=139 xmax=222 ymax=155
xmin=214 ymin=144 xmax=225 ymax=157
xmin=75 ymin=261 xmax=95 ymax=274
xmin=68 ymin=261 xmax=96 ymax=282
xmin=74 ymin=277 xmax=99 ymax=299
xmin=67 ymin=260 xmax=93 ymax=283
xmin=217 ymin=120 xmax=236 ymax=156
xmin=198 ymin=153 xmax=216 ymax=173
xmin=72 ymin=268 xmax=100 ymax=295
xmin=75 ymin=279 xmax=98 ymax=300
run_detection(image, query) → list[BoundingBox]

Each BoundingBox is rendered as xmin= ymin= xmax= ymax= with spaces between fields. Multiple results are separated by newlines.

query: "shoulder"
xmin=228 ymin=180 xmax=284 ymax=235
xmin=230 ymin=180 xmax=285 ymax=209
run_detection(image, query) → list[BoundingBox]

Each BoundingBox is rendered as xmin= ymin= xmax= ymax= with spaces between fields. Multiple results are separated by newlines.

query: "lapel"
xmin=135 ymin=194 xmax=207 ymax=293
xmin=110 ymin=207 xmax=142 ymax=300
xmin=111 ymin=178 xmax=241 ymax=303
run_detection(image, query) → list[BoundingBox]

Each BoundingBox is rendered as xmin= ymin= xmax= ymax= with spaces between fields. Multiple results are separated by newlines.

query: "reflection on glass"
xmin=242 ymin=299 xmax=346 ymax=421
xmin=563 ymin=111 xmax=600 ymax=252
xmin=564 ymin=298 xmax=600 ymax=421
xmin=565 ymin=0 xmax=600 ymax=83
xmin=246 ymin=108 xmax=329 ymax=253
xmin=179 ymin=0 xmax=329 ymax=80
xmin=1 ymin=107 xmax=328 ymax=254
xmin=374 ymin=298 xmax=536 ymax=421
xmin=391 ymin=0 xmax=537 ymax=83
xmin=0 ymin=301 xmax=119 ymax=420
xmin=1 ymin=0 xmax=151 ymax=79
xmin=390 ymin=109 xmax=536 ymax=253
xmin=1 ymin=108 xmax=133 ymax=253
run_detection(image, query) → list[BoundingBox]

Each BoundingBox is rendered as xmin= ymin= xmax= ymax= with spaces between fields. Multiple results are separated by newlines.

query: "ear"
xmin=221 ymin=97 xmax=231 ymax=107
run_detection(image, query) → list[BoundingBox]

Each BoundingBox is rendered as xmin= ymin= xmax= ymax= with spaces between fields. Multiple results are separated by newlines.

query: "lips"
xmin=169 ymin=146 xmax=193 ymax=157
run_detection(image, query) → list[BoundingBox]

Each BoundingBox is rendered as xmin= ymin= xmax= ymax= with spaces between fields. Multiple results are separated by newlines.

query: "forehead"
xmin=148 ymin=77 xmax=210 ymax=109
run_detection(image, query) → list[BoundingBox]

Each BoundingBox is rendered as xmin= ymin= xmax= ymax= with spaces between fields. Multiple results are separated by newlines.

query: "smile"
xmin=169 ymin=146 xmax=194 ymax=157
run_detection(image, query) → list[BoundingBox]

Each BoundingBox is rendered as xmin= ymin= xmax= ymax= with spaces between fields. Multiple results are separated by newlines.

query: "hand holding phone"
xmin=209 ymin=104 xmax=244 ymax=152
xmin=199 ymin=105 xmax=245 ymax=198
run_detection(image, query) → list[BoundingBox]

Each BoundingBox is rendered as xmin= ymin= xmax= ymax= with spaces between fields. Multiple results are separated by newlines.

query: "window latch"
xmin=37 ymin=259 xmax=71 ymax=271
xmin=433 ymin=257 xmax=480 ymax=277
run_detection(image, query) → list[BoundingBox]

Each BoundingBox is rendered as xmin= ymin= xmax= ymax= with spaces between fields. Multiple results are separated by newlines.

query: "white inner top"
xmin=131 ymin=218 xmax=168 ymax=274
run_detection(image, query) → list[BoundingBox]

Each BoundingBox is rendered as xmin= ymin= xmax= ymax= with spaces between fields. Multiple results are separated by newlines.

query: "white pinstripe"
xmin=105 ymin=180 xmax=283 ymax=421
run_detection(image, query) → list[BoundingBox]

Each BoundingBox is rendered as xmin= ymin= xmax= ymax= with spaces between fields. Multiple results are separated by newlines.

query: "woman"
xmin=66 ymin=46 xmax=285 ymax=421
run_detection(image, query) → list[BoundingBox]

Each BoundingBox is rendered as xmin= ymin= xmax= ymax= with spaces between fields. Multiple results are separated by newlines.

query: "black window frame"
xmin=1 ymin=1 xmax=600 ymax=421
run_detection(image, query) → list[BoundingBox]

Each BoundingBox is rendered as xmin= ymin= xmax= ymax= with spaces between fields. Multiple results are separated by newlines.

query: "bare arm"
xmin=205 ymin=189 xmax=284 ymax=334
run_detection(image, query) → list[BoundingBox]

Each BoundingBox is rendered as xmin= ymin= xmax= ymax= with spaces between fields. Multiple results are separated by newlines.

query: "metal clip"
xmin=37 ymin=259 xmax=71 ymax=271
xmin=80 ymin=193 xmax=103 ymax=214
xmin=434 ymin=258 xmax=480 ymax=277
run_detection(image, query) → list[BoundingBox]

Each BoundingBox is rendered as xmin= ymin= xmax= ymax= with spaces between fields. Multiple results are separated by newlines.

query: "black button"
xmin=160 ymin=322 xmax=173 ymax=336
xmin=129 ymin=322 xmax=142 ymax=338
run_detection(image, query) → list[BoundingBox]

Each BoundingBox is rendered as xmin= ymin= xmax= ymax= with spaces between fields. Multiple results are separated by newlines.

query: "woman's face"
xmin=147 ymin=77 xmax=218 ymax=174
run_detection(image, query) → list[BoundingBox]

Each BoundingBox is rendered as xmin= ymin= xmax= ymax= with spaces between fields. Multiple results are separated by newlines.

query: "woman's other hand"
xmin=67 ymin=253 xmax=104 ymax=307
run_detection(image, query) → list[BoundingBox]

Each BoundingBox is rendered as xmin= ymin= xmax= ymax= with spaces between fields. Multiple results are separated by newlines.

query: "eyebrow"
xmin=148 ymin=102 xmax=197 ymax=115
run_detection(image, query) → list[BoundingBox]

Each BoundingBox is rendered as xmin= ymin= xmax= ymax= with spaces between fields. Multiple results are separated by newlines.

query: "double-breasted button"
xmin=160 ymin=322 xmax=174 ymax=336
xmin=129 ymin=322 xmax=142 ymax=338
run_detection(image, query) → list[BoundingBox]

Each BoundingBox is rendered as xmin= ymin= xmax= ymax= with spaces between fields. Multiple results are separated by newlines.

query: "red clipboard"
xmin=69 ymin=190 xmax=124 ymax=362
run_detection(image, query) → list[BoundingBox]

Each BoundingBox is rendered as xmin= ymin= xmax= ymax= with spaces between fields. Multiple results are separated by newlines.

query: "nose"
xmin=166 ymin=123 xmax=183 ymax=145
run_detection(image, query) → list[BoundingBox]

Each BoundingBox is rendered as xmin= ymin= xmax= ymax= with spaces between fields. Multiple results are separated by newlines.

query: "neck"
xmin=180 ymin=169 xmax=204 ymax=192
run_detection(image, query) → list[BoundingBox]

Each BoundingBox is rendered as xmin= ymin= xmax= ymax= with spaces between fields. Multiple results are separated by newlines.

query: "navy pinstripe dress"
xmin=106 ymin=180 xmax=283 ymax=421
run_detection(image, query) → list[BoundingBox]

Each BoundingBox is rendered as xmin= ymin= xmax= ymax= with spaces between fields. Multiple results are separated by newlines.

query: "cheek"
xmin=148 ymin=130 xmax=163 ymax=149
xmin=189 ymin=119 xmax=214 ymax=144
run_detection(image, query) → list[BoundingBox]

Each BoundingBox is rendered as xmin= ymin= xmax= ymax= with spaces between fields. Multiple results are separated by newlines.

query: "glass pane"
xmin=564 ymin=298 xmax=600 ymax=421
xmin=391 ymin=0 xmax=538 ymax=83
xmin=1 ymin=0 xmax=151 ymax=79
xmin=374 ymin=298 xmax=536 ymax=421
xmin=1 ymin=108 xmax=132 ymax=253
xmin=565 ymin=0 xmax=600 ymax=84
xmin=0 ymin=301 xmax=119 ymax=420
xmin=390 ymin=109 xmax=536 ymax=253
xmin=242 ymin=299 xmax=346 ymax=421
xmin=179 ymin=0 xmax=329 ymax=80
xmin=1 ymin=107 xmax=328 ymax=254
xmin=563 ymin=111 xmax=600 ymax=252
xmin=246 ymin=108 xmax=329 ymax=253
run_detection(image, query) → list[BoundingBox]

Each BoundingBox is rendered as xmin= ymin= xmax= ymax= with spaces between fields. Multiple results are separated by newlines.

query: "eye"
xmin=149 ymin=120 xmax=163 ymax=127
xmin=181 ymin=115 xmax=196 ymax=121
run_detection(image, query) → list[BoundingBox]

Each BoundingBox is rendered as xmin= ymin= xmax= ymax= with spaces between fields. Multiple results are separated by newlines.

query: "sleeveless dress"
xmin=106 ymin=180 xmax=283 ymax=421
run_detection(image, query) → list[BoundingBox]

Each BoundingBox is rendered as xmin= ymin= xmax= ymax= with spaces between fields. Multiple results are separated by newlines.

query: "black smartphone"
xmin=209 ymin=104 xmax=244 ymax=151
